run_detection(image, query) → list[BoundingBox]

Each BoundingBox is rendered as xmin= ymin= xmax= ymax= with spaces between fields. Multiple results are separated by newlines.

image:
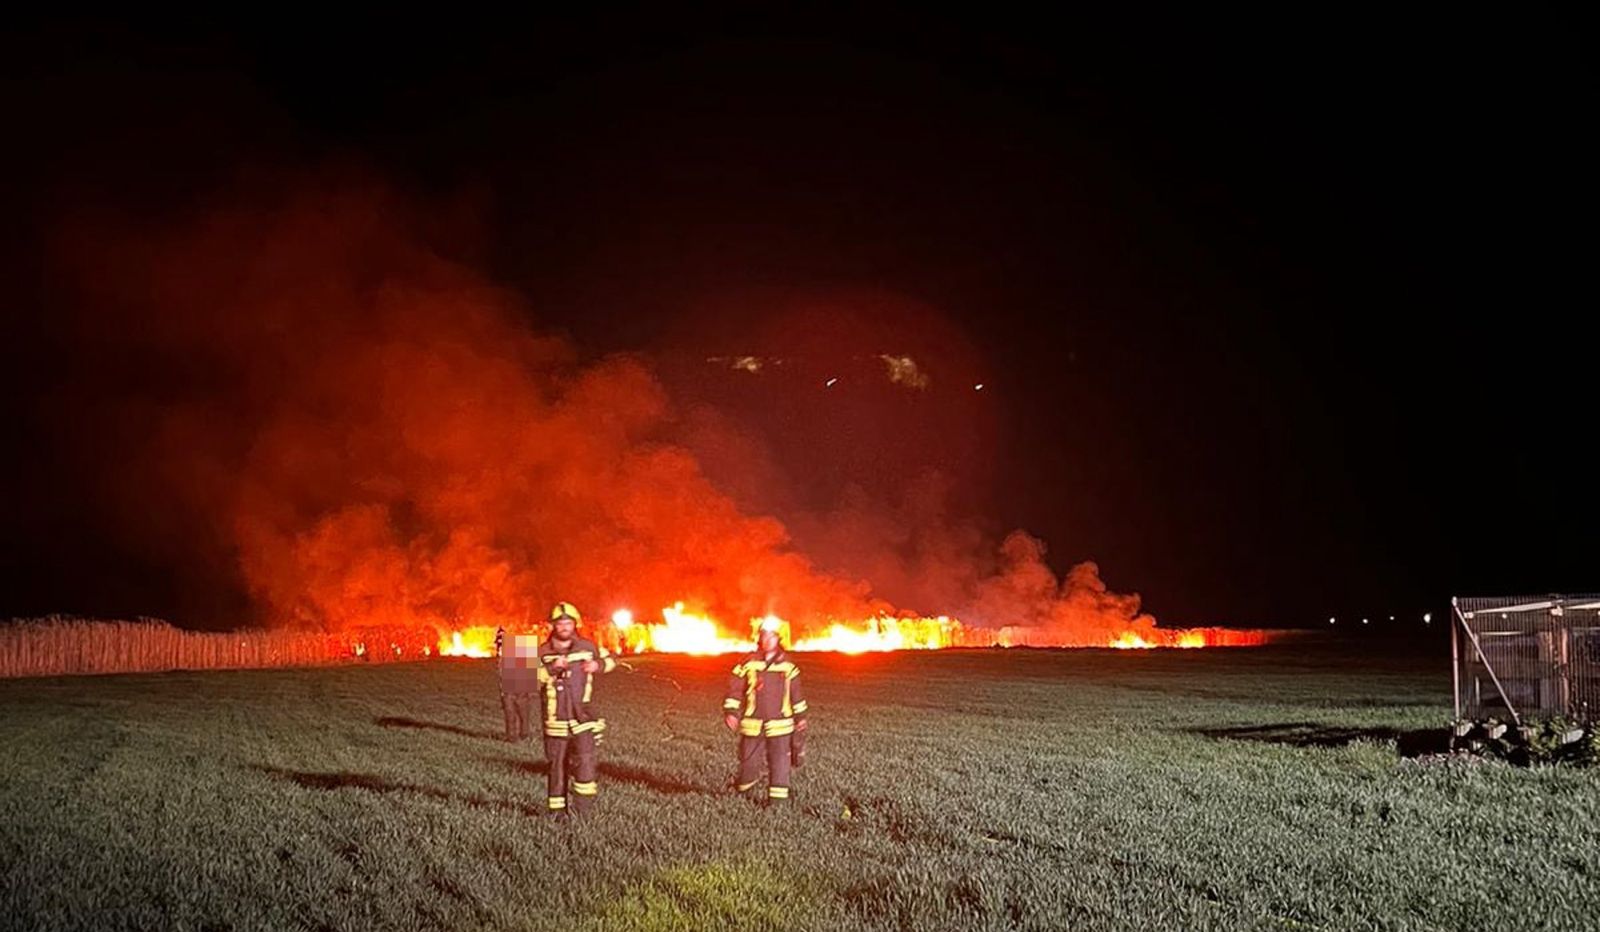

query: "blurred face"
xmin=552 ymin=616 xmax=576 ymax=642
xmin=759 ymin=630 xmax=780 ymax=654
xmin=513 ymin=635 xmax=538 ymax=664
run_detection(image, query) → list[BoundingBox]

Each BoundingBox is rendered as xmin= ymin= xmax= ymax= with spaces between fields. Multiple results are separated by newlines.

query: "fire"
xmin=437 ymin=626 xmax=498 ymax=658
xmin=615 ymin=603 xmax=754 ymax=655
xmin=791 ymin=615 xmax=959 ymax=653
xmin=604 ymin=606 xmax=964 ymax=654
xmin=1110 ymin=632 xmax=1156 ymax=649
xmin=792 ymin=623 xmax=907 ymax=653
xmin=423 ymin=608 xmax=1274 ymax=661
xmin=1106 ymin=627 xmax=1272 ymax=649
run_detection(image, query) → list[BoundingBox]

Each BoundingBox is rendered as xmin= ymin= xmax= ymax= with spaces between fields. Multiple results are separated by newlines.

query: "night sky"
xmin=1 ymin=11 xmax=1593 ymax=630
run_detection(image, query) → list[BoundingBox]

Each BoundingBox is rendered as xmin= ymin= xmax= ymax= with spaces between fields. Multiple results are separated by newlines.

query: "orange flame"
xmin=603 ymin=605 xmax=965 ymax=654
xmin=612 ymin=603 xmax=754 ymax=655
xmin=437 ymin=626 xmax=498 ymax=658
xmin=1109 ymin=631 xmax=1156 ymax=649
xmin=1107 ymin=627 xmax=1271 ymax=649
xmin=428 ymin=609 xmax=1275 ymax=660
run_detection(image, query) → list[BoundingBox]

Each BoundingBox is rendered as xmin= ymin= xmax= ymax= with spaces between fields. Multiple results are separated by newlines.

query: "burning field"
xmin=430 ymin=605 xmax=1273 ymax=663
xmin=3 ymin=646 xmax=1594 ymax=930
xmin=19 ymin=184 xmax=1278 ymax=672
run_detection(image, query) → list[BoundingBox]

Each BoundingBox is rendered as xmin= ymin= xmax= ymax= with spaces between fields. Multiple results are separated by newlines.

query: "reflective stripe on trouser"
xmin=545 ymin=730 xmax=597 ymax=813
xmin=737 ymin=733 xmax=792 ymax=801
xmin=502 ymin=693 xmax=533 ymax=740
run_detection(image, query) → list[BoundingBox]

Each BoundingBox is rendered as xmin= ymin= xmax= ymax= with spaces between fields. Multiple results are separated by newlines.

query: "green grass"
xmin=2 ymin=647 xmax=1596 ymax=930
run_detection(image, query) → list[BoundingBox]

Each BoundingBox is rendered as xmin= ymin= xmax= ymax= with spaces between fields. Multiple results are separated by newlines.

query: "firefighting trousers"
xmin=544 ymin=731 xmax=597 ymax=814
xmin=737 ymin=733 xmax=792 ymax=802
xmin=501 ymin=693 xmax=533 ymax=740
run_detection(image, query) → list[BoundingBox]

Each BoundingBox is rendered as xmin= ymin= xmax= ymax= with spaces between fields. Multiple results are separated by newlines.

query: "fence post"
xmin=1451 ymin=597 xmax=1461 ymax=720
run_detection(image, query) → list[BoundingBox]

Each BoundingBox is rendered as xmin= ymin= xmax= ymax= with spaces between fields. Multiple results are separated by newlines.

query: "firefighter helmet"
xmin=550 ymin=601 xmax=581 ymax=623
xmin=753 ymin=614 xmax=790 ymax=647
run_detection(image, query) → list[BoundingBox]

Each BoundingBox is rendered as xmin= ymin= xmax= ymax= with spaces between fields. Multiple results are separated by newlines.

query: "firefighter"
xmin=723 ymin=616 xmax=808 ymax=805
xmin=536 ymin=601 xmax=616 ymax=816
xmin=498 ymin=632 xmax=537 ymax=742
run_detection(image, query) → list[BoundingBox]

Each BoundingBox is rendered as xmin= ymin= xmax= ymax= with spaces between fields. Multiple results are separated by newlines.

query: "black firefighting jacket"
xmin=536 ymin=636 xmax=616 ymax=737
xmin=723 ymin=650 xmax=808 ymax=737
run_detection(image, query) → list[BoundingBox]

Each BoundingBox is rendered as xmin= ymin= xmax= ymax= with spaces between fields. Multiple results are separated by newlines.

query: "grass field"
xmin=2 ymin=646 xmax=1596 ymax=931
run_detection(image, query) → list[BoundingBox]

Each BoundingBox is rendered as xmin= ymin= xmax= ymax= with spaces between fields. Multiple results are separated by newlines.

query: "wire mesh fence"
xmin=1454 ymin=595 xmax=1600 ymax=723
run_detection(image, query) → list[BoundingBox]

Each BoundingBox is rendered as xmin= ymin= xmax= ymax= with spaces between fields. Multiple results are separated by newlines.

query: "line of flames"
xmin=412 ymin=602 xmax=1273 ymax=659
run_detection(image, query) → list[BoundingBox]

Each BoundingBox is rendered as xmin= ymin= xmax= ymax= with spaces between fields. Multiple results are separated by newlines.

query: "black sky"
xmin=1 ymin=10 xmax=1594 ymax=627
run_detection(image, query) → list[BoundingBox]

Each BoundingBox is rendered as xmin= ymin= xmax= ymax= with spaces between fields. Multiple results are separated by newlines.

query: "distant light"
xmin=1423 ymin=613 xmax=1432 ymax=624
xmin=1328 ymin=617 xmax=1336 ymax=624
xmin=612 ymin=609 xmax=633 ymax=629
xmin=1388 ymin=615 xmax=1395 ymax=621
xmin=825 ymin=378 xmax=838 ymax=387
xmin=974 ymin=383 xmax=985 ymax=391
xmin=1361 ymin=618 xmax=1369 ymax=625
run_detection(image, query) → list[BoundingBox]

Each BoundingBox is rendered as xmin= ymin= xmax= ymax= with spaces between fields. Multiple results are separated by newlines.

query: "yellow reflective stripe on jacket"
xmin=542 ymin=651 xmax=594 ymax=665
xmin=741 ymin=716 xmax=795 ymax=737
xmin=722 ymin=697 xmax=742 ymax=711
xmin=545 ymin=650 xmax=594 ymax=663
xmin=543 ymin=718 xmax=607 ymax=737
xmin=792 ymin=699 xmax=808 ymax=715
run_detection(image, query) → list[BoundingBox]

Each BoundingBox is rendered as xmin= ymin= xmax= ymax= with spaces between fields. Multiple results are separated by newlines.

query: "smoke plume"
xmin=45 ymin=179 xmax=1154 ymax=641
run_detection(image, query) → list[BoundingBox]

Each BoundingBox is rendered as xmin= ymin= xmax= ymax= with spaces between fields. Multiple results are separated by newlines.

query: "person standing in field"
xmin=536 ymin=601 xmax=616 ymax=816
xmin=723 ymin=616 xmax=808 ymax=806
xmin=498 ymin=632 xmax=538 ymax=742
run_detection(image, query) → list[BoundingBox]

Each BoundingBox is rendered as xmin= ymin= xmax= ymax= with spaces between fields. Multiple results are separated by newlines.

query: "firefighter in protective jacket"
xmin=723 ymin=616 xmax=808 ymax=804
xmin=537 ymin=601 xmax=616 ymax=815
